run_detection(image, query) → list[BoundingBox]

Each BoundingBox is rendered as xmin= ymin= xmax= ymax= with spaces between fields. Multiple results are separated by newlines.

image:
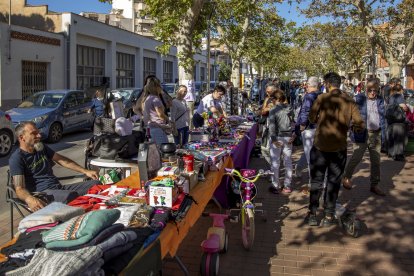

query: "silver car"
xmin=0 ymin=109 xmax=16 ymax=157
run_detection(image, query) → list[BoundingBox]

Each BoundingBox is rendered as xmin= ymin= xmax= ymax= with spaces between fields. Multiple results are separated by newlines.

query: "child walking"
xmin=268 ymin=89 xmax=296 ymax=194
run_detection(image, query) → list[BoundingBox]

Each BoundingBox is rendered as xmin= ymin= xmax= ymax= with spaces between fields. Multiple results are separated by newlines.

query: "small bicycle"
xmin=200 ymin=213 xmax=230 ymax=276
xmin=224 ymin=168 xmax=273 ymax=250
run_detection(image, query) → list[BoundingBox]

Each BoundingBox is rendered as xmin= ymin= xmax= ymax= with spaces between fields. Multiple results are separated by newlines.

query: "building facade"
xmin=0 ymin=0 xmax=212 ymax=109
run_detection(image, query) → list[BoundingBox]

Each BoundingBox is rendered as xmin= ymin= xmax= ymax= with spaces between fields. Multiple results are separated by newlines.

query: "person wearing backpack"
xmin=342 ymin=78 xmax=386 ymax=196
xmin=267 ymin=89 xmax=296 ymax=194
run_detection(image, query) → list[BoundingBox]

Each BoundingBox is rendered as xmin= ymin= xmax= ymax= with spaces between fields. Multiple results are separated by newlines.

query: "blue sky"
xmin=27 ymin=0 xmax=112 ymax=14
xmin=27 ymin=0 xmax=311 ymax=25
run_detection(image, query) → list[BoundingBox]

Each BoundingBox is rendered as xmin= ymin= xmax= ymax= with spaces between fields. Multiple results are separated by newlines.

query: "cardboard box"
xmin=157 ymin=166 xmax=179 ymax=176
xmin=181 ymin=171 xmax=199 ymax=192
xmin=148 ymin=186 xmax=178 ymax=208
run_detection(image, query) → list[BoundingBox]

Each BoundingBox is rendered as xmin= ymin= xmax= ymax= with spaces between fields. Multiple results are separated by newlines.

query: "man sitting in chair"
xmin=9 ymin=122 xmax=100 ymax=211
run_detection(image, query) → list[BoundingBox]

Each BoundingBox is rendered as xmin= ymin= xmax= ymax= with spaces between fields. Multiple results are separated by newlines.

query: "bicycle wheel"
xmin=241 ymin=207 xmax=255 ymax=250
xmin=200 ymin=252 xmax=220 ymax=276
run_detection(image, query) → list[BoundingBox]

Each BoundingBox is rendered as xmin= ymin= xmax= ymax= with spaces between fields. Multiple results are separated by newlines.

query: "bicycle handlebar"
xmin=224 ymin=168 xmax=273 ymax=183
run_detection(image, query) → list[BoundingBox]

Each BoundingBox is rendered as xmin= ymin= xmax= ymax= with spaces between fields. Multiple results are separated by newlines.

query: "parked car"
xmin=0 ymin=109 xmax=16 ymax=157
xmin=109 ymin=88 xmax=142 ymax=117
xmin=7 ymin=90 xmax=94 ymax=143
xmin=209 ymin=81 xmax=218 ymax=92
xmin=161 ymin=83 xmax=178 ymax=98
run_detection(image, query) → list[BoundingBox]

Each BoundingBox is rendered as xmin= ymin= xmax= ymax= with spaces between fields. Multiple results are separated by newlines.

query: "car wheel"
xmin=0 ymin=130 xmax=13 ymax=157
xmin=47 ymin=123 xmax=63 ymax=143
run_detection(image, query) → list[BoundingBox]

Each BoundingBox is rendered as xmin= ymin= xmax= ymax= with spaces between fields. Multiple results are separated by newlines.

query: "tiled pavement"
xmin=163 ymin=150 xmax=414 ymax=276
xmin=1 ymin=149 xmax=413 ymax=276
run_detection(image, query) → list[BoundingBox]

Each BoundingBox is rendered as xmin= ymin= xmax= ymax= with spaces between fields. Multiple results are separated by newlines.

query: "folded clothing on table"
xmin=46 ymin=223 xmax=125 ymax=251
xmin=18 ymin=202 xmax=84 ymax=232
xmin=41 ymin=209 xmax=120 ymax=249
xmin=5 ymin=246 xmax=103 ymax=276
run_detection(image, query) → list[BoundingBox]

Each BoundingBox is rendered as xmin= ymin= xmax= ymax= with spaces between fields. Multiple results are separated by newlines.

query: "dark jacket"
xmin=309 ymin=89 xmax=365 ymax=152
xmin=351 ymin=94 xmax=386 ymax=143
xmin=295 ymin=91 xmax=320 ymax=133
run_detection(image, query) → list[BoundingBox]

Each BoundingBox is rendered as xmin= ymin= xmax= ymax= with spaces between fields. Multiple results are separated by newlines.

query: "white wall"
xmin=61 ymin=13 xmax=179 ymax=89
xmin=112 ymin=0 xmax=134 ymax=19
xmin=0 ymin=23 xmax=65 ymax=109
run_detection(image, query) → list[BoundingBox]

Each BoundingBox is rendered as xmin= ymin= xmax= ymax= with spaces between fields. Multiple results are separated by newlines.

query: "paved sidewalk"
xmin=163 ymin=150 xmax=414 ymax=276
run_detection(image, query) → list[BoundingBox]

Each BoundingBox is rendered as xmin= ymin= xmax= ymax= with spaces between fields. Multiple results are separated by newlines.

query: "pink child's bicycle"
xmin=225 ymin=168 xmax=273 ymax=250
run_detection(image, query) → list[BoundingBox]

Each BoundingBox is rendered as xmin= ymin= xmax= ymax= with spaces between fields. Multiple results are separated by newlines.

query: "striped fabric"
xmin=42 ymin=209 xmax=120 ymax=249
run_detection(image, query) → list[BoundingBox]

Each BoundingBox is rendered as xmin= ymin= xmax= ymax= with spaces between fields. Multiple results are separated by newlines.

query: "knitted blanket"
xmin=18 ymin=202 xmax=84 ymax=232
xmin=5 ymin=246 xmax=103 ymax=276
xmin=42 ymin=209 xmax=120 ymax=249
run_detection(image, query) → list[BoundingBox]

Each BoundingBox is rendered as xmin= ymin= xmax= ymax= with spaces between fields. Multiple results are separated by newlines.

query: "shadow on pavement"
xmin=280 ymin=152 xmax=414 ymax=275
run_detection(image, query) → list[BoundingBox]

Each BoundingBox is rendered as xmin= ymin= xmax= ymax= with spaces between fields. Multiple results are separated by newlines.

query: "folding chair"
xmin=6 ymin=170 xmax=32 ymax=239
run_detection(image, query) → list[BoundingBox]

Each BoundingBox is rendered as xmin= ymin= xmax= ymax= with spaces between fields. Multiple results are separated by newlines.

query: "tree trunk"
xmin=389 ymin=60 xmax=403 ymax=79
xmin=231 ymin=59 xmax=240 ymax=88
xmin=176 ymin=0 xmax=205 ymax=94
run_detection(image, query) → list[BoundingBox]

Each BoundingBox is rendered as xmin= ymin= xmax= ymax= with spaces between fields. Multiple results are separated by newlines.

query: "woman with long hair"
xmin=141 ymin=76 xmax=170 ymax=145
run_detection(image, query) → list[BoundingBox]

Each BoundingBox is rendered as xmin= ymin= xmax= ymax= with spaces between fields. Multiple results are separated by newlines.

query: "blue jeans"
xmin=174 ymin=126 xmax=189 ymax=146
xmin=149 ymin=127 xmax=169 ymax=145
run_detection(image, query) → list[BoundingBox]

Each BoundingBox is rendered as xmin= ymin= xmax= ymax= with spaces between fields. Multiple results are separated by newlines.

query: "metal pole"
xmin=8 ymin=0 xmax=11 ymax=61
xmin=206 ymin=22 xmax=211 ymax=91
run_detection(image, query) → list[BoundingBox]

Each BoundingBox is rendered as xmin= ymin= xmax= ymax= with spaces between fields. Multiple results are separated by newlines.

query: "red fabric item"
xmin=68 ymin=184 xmax=143 ymax=212
xmin=87 ymin=184 xmax=112 ymax=194
xmin=171 ymin=193 xmax=186 ymax=211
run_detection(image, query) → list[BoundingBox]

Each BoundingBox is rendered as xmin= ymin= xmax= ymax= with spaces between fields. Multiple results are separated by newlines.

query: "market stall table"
xmin=0 ymin=123 xmax=257 ymax=276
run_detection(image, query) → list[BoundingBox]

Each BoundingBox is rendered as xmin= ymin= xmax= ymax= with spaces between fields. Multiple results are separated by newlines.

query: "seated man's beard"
xmin=34 ymin=142 xmax=44 ymax=152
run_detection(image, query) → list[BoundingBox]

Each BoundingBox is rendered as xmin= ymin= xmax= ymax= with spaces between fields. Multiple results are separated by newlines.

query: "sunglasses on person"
xmin=367 ymin=89 xmax=378 ymax=93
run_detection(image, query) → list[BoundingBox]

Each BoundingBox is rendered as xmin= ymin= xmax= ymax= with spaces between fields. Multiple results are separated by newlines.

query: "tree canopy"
xmin=298 ymin=0 xmax=414 ymax=77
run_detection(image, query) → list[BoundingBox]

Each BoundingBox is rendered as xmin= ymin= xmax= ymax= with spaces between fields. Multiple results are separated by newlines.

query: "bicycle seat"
xmin=201 ymin=234 xmax=220 ymax=253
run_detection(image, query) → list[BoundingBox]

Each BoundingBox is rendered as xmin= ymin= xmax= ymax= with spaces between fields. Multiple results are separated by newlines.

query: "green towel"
xmin=42 ymin=209 xmax=120 ymax=249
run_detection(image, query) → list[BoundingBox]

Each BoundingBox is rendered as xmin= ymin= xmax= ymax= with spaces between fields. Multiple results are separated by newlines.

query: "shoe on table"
xmin=305 ymin=212 xmax=318 ymax=226
xmin=321 ymin=215 xmax=337 ymax=227
xmin=268 ymin=186 xmax=279 ymax=194
xmin=370 ymin=186 xmax=385 ymax=196
xmin=342 ymin=177 xmax=353 ymax=190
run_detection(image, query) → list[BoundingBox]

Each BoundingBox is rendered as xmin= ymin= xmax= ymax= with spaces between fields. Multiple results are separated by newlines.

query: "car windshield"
xmin=112 ymin=89 xmax=133 ymax=100
xmin=18 ymin=93 xmax=64 ymax=108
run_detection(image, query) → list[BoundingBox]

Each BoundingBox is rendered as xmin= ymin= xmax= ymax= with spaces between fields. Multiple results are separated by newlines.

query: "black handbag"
xmin=91 ymin=133 xmax=141 ymax=160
